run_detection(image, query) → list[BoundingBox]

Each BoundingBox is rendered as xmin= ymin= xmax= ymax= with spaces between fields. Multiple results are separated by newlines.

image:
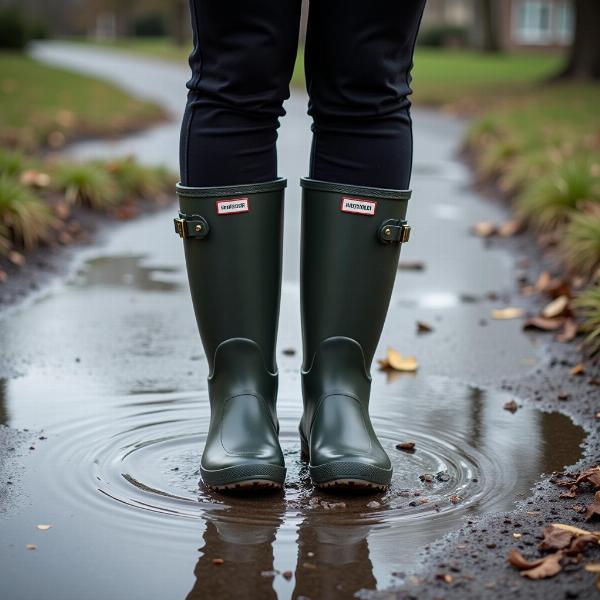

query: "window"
xmin=513 ymin=0 xmax=574 ymax=45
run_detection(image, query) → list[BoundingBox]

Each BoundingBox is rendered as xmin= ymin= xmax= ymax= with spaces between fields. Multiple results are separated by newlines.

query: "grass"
xmin=0 ymin=52 xmax=165 ymax=150
xmin=574 ymin=283 xmax=600 ymax=355
xmin=0 ymin=176 xmax=55 ymax=252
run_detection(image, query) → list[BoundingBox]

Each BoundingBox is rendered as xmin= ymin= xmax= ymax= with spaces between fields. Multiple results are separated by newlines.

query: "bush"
xmin=52 ymin=162 xmax=118 ymax=210
xmin=0 ymin=176 xmax=55 ymax=251
xmin=0 ymin=8 xmax=29 ymax=50
xmin=516 ymin=159 xmax=600 ymax=232
xmin=574 ymin=283 xmax=600 ymax=355
xmin=418 ymin=25 xmax=469 ymax=48
xmin=133 ymin=14 xmax=167 ymax=37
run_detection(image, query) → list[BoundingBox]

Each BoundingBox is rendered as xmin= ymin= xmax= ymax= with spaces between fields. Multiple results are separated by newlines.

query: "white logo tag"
xmin=216 ymin=197 xmax=250 ymax=215
xmin=340 ymin=196 xmax=377 ymax=216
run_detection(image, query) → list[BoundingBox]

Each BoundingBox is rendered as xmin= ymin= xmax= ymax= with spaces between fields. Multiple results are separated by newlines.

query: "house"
xmin=422 ymin=0 xmax=574 ymax=50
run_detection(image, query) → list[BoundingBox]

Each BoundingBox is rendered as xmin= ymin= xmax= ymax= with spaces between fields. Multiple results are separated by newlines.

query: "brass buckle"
xmin=400 ymin=224 xmax=411 ymax=243
xmin=174 ymin=217 xmax=187 ymax=239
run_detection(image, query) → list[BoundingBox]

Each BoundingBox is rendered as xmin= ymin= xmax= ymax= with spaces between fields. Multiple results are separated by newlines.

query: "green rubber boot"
xmin=175 ymin=179 xmax=287 ymax=490
xmin=299 ymin=178 xmax=412 ymax=490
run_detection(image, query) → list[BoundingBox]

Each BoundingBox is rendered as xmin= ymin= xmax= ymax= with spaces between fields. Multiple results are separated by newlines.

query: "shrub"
xmin=516 ymin=159 xmax=600 ymax=232
xmin=102 ymin=157 xmax=173 ymax=200
xmin=52 ymin=162 xmax=118 ymax=210
xmin=0 ymin=176 xmax=55 ymax=251
xmin=0 ymin=149 xmax=26 ymax=177
xmin=418 ymin=25 xmax=469 ymax=48
xmin=133 ymin=14 xmax=167 ymax=37
xmin=0 ymin=8 xmax=29 ymax=50
xmin=561 ymin=210 xmax=600 ymax=279
xmin=574 ymin=283 xmax=600 ymax=355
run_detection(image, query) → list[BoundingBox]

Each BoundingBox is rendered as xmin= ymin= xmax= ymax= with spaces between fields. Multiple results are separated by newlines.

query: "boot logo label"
xmin=215 ymin=197 xmax=250 ymax=215
xmin=340 ymin=196 xmax=377 ymax=216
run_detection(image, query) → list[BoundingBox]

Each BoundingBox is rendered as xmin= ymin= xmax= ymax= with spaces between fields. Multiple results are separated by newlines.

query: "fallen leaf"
xmin=435 ymin=573 xmax=453 ymax=584
xmin=574 ymin=467 xmax=600 ymax=488
xmin=586 ymin=502 xmax=600 ymax=522
xmin=416 ymin=321 xmax=433 ymax=333
xmin=396 ymin=441 xmax=416 ymax=453
xmin=539 ymin=525 xmax=573 ymax=551
xmin=520 ymin=552 xmax=563 ymax=580
xmin=472 ymin=222 xmax=497 ymax=237
xmin=26 ymin=544 xmax=37 ymax=551
xmin=36 ymin=524 xmax=52 ymax=531
xmin=282 ymin=570 xmax=293 ymax=580
xmin=498 ymin=220 xmax=523 ymax=237
xmin=8 ymin=251 xmax=25 ymax=267
xmin=491 ymin=307 xmax=524 ymax=320
xmin=523 ymin=317 xmax=563 ymax=332
xmin=567 ymin=534 xmax=598 ymax=554
xmin=449 ymin=495 xmax=461 ymax=504
xmin=419 ymin=473 xmax=434 ymax=483
xmin=20 ymin=170 xmax=50 ymax=188
xmin=507 ymin=549 xmax=545 ymax=570
xmin=570 ymin=363 xmax=585 ymax=376
xmin=555 ymin=319 xmax=579 ymax=343
xmin=504 ymin=399 xmax=519 ymax=413
xmin=542 ymin=295 xmax=569 ymax=319
xmin=398 ymin=260 xmax=425 ymax=271
xmin=381 ymin=348 xmax=418 ymax=372
xmin=551 ymin=523 xmax=600 ymax=537
xmin=535 ymin=271 xmax=552 ymax=292
xmin=585 ymin=564 xmax=600 ymax=573
xmin=212 ymin=558 xmax=224 ymax=566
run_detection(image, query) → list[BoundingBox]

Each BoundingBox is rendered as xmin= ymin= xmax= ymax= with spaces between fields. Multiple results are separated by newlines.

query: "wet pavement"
xmin=0 ymin=42 xmax=589 ymax=599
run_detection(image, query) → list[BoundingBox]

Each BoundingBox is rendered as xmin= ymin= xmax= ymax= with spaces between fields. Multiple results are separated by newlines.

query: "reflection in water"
xmin=74 ymin=255 xmax=180 ymax=292
xmin=187 ymin=503 xmax=284 ymax=600
xmin=293 ymin=509 xmax=377 ymax=599
xmin=0 ymin=374 xmax=587 ymax=600
xmin=0 ymin=379 xmax=7 ymax=426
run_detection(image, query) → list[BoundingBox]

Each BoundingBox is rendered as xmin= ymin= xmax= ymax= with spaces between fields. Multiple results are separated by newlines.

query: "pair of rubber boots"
xmin=175 ymin=177 xmax=411 ymax=491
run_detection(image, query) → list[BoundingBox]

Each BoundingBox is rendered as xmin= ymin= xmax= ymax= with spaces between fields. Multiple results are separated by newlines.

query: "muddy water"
xmin=0 ymin=44 xmax=587 ymax=599
xmin=0 ymin=237 xmax=585 ymax=599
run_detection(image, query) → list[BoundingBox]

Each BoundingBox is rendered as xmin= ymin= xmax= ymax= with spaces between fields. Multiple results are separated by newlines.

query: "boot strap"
xmin=174 ymin=212 xmax=210 ymax=239
xmin=378 ymin=219 xmax=411 ymax=244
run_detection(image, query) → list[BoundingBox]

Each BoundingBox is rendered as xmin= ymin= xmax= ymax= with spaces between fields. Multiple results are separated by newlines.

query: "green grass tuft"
xmin=0 ymin=175 xmax=55 ymax=252
xmin=516 ymin=159 xmax=600 ymax=232
xmin=574 ymin=283 xmax=600 ymax=355
xmin=561 ymin=210 xmax=600 ymax=278
xmin=103 ymin=157 xmax=175 ymax=200
xmin=51 ymin=161 xmax=119 ymax=210
xmin=0 ymin=148 xmax=26 ymax=177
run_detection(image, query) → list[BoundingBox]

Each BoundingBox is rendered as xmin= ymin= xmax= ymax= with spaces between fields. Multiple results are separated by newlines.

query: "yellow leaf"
xmin=386 ymin=347 xmax=418 ymax=372
xmin=491 ymin=307 xmax=524 ymax=320
xmin=542 ymin=295 xmax=569 ymax=319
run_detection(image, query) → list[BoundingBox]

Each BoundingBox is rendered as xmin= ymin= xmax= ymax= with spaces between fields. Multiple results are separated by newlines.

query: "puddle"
xmin=0 ymin=359 xmax=584 ymax=599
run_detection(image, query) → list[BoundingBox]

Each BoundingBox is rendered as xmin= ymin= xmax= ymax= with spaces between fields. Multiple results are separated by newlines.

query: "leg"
xmin=305 ymin=0 xmax=426 ymax=189
xmin=180 ymin=0 xmax=301 ymax=186
xmin=176 ymin=1 xmax=301 ymax=489
xmin=299 ymin=0 xmax=425 ymax=489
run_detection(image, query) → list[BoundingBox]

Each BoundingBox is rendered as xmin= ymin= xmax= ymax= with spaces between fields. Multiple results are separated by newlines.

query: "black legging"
xmin=180 ymin=0 xmax=426 ymax=190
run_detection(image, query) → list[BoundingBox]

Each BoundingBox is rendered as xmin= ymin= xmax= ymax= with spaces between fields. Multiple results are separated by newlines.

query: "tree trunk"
xmin=481 ymin=0 xmax=501 ymax=53
xmin=558 ymin=0 xmax=600 ymax=80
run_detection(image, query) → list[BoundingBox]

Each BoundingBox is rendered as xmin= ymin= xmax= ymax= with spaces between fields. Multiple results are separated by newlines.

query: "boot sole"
xmin=300 ymin=438 xmax=391 ymax=491
xmin=200 ymin=463 xmax=286 ymax=491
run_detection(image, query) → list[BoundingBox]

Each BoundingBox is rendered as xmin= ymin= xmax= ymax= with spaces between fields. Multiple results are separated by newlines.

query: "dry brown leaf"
xmin=491 ymin=307 xmax=524 ymax=320
xmin=551 ymin=523 xmax=600 ymax=537
xmin=555 ymin=319 xmax=578 ymax=343
xmin=8 ymin=251 xmax=25 ymax=267
xmin=472 ymin=222 xmax=497 ymax=238
xmin=416 ymin=321 xmax=433 ymax=333
xmin=586 ymin=503 xmax=600 ymax=522
xmin=20 ymin=170 xmax=50 ymax=188
xmin=585 ymin=563 xmax=600 ymax=573
xmin=523 ymin=317 xmax=563 ymax=332
xmin=504 ymin=399 xmax=519 ymax=413
xmin=436 ymin=573 xmax=453 ymax=584
xmin=498 ymin=220 xmax=523 ymax=237
xmin=396 ymin=441 xmax=416 ymax=453
xmin=535 ymin=271 xmax=552 ymax=292
xmin=507 ymin=549 xmax=545 ymax=570
xmin=26 ymin=544 xmax=37 ymax=551
xmin=539 ymin=525 xmax=574 ymax=551
xmin=520 ymin=552 xmax=563 ymax=580
xmin=385 ymin=348 xmax=418 ymax=372
xmin=570 ymin=363 xmax=586 ymax=376
xmin=567 ymin=534 xmax=598 ymax=555
xmin=542 ymin=295 xmax=569 ymax=319
xmin=574 ymin=467 xmax=600 ymax=488
xmin=398 ymin=260 xmax=425 ymax=271
xmin=36 ymin=524 xmax=52 ymax=531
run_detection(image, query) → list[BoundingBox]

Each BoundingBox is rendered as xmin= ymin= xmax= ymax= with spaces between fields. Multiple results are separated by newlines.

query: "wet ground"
xmin=0 ymin=42 xmax=594 ymax=599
